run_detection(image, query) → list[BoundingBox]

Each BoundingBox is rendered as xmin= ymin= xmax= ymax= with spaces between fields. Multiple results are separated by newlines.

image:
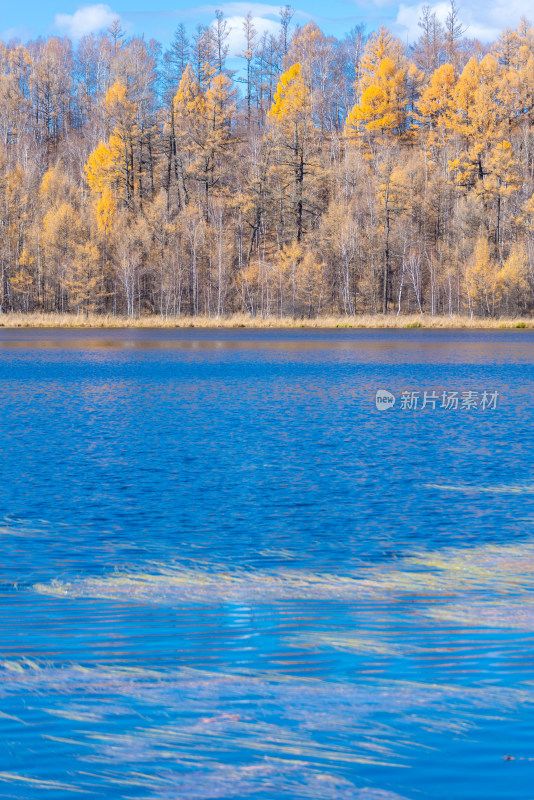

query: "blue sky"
xmin=1 ymin=0 xmax=531 ymax=52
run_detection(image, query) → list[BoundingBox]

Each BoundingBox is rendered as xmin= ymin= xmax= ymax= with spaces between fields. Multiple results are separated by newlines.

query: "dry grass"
xmin=0 ymin=311 xmax=532 ymax=329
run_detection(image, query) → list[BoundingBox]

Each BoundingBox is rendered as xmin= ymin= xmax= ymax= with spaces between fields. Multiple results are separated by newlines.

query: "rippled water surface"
xmin=1 ymin=328 xmax=533 ymax=799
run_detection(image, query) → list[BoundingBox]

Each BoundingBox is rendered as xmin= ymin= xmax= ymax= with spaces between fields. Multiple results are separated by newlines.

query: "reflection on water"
xmin=0 ymin=329 xmax=533 ymax=799
xmin=0 ymin=326 xmax=533 ymax=363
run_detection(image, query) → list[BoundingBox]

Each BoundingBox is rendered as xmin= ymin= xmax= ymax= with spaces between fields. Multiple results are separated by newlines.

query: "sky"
xmin=1 ymin=0 xmax=533 ymax=55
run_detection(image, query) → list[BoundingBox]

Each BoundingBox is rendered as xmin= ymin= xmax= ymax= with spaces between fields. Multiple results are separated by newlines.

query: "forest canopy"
xmin=1 ymin=5 xmax=534 ymax=318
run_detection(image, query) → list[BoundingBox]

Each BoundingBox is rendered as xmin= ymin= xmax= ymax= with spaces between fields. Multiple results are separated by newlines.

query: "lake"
xmin=0 ymin=327 xmax=533 ymax=799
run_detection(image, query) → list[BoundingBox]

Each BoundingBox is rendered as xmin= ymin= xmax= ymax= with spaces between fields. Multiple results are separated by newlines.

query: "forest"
xmin=1 ymin=5 xmax=534 ymax=319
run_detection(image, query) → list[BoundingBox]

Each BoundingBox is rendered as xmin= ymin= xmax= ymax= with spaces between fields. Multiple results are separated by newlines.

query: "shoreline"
xmin=0 ymin=313 xmax=532 ymax=330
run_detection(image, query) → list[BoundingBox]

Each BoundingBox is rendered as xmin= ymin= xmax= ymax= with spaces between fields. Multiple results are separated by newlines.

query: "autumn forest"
xmin=2 ymin=5 xmax=534 ymax=319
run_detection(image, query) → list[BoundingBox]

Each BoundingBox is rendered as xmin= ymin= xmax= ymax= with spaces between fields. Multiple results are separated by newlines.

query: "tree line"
xmin=2 ymin=5 xmax=534 ymax=318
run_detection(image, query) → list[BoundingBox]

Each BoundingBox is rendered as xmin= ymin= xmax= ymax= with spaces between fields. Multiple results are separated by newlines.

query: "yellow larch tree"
xmin=173 ymin=64 xmax=236 ymax=214
xmin=358 ymin=26 xmax=405 ymax=83
xmin=344 ymin=57 xmax=410 ymax=138
xmin=448 ymin=55 xmax=501 ymax=191
xmin=344 ymin=27 xmax=421 ymax=146
xmin=464 ymin=234 xmax=499 ymax=316
xmin=417 ymin=63 xmax=456 ymax=150
xmin=85 ymin=138 xmax=122 ymax=233
xmin=41 ymin=201 xmax=82 ymax=311
xmin=84 ymin=82 xmax=139 ymax=232
xmin=376 ymin=160 xmax=411 ymax=313
xmin=103 ymin=82 xmax=138 ymax=206
xmin=268 ymin=62 xmax=316 ymax=242
xmin=497 ymin=242 xmax=529 ymax=313
xmin=64 ymin=242 xmax=104 ymax=316
xmin=1 ymin=157 xmax=34 ymax=311
xmin=173 ymin=63 xmax=204 ymax=206
xmin=475 ymin=140 xmax=521 ymax=245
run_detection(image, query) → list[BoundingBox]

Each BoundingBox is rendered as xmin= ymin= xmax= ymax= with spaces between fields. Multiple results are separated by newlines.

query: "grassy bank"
xmin=0 ymin=312 xmax=532 ymax=329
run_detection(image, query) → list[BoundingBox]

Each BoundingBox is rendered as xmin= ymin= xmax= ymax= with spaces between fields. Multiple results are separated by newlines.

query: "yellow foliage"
xmin=450 ymin=138 xmax=522 ymax=196
xmin=344 ymin=57 xmax=411 ymax=137
xmin=10 ymin=270 xmax=33 ymax=295
xmin=417 ymin=63 xmax=455 ymax=137
xmin=84 ymin=136 xmax=123 ymax=232
xmin=205 ymin=73 xmax=237 ymax=130
xmin=465 ymin=235 xmax=498 ymax=311
xmin=174 ymin=64 xmax=206 ymax=121
xmin=173 ymin=65 xmax=236 ymax=200
xmin=96 ymin=186 xmax=117 ymax=234
xmin=18 ymin=248 xmax=33 ymax=267
xmin=42 ymin=203 xmax=79 ymax=247
xmin=40 ymin=166 xmax=73 ymax=207
xmin=451 ymin=55 xmax=499 ymax=144
xmin=40 ymin=203 xmax=82 ymax=276
xmin=85 ymin=141 xmax=114 ymax=193
xmin=479 ymin=140 xmax=521 ymax=197
xmin=64 ymin=241 xmax=104 ymax=315
xmin=359 ymin=26 xmax=405 ymax=77
xmin=276 ymin=240 xmax=303 ymax=275
xmin=268 ymin=63 xmax=311 ymax=129
xmin=275 ymin=241 xmax=324 ymax=312
xmin=497 ymin=244 xmax=529 ymax=294
xmin=104 ymin=81 xmax=136 ymax=127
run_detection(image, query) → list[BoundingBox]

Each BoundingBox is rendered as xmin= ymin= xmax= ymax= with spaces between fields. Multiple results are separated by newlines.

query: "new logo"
xmin=375 ymin=389 xmax=396 ymax=411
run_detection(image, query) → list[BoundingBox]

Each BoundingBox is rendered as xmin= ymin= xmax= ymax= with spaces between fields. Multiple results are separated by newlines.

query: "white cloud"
xmin=54 ymin=4 xmax=118 ymax=40
xmin=394 ymin=0 xmax=534 ymax=44
xmin=0 ymin=25 xmax=32 ymax=42
xmin=217 ymin=15 xmax=281 ymax=56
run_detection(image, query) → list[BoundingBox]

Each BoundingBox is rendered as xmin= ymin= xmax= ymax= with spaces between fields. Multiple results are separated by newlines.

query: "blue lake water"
xmin=0 ymin=327 xmax=533 ymax=799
